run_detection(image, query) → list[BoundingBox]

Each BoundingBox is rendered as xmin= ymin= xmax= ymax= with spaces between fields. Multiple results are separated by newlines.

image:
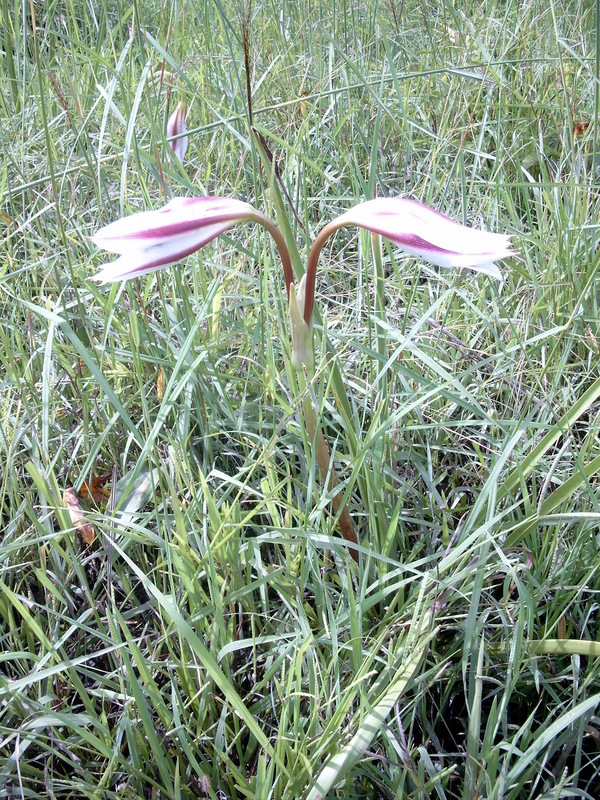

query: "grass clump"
xmin=2 ymin=0 xmax=600 ymax=798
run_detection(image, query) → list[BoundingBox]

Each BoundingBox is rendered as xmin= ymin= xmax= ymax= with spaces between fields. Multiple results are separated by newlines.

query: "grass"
xmin=1 ymin=0 xmax=600 ymax=797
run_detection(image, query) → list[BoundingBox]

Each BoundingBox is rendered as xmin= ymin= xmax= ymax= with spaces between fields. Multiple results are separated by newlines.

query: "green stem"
xmin=295 ymin=370 xmax=359 ymax=562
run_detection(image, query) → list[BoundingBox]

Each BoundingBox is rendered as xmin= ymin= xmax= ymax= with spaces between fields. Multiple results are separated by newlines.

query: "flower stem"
xmin=303 ymin=220 xmax=341 ymax=324
xmin=250 ymin=212 xmax=295 ymax=298
xmin=296 ymin=370 xmax=359 ymax=562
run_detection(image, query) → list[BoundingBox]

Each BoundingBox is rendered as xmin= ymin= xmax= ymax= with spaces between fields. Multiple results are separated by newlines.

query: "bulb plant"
xmin=92 ymin=113 xmax=513 ymax=560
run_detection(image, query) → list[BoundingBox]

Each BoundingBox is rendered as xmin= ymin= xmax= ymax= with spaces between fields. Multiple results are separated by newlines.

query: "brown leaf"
xmin=63 ymin=488 xmax=95 ymax=545
xmin=157 ymin=367 xmax=166 ymax=401
xmin=79 ymin=473 xmax=112 ymax=504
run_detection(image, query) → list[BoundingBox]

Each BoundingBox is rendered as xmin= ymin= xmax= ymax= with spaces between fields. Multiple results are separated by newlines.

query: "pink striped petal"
xmin=336 ymin=197 xmax=513 ymax=276
xmin=167 ymin=100 xmax=188 ymax=165
xmin=92 ymin=197 xmax=257 ymax=283
xmin=93 ymin=223 xmax=237 ymax=283
xmin=93 ymin=197 xmax=254 ymax=253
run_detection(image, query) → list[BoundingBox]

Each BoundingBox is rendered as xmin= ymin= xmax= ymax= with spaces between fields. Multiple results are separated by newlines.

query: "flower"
xmin=334 ymin=197 xmax=512 ymax=278
xmin=92 ymin=196 xmax=258 ymax=283
xmin=92 ymin=196 xmax=295 ymax=290
xmin=166 ymin=100 xmax=188 ymax=165
xmin=302 ymin=196 xmax=514 ymax=323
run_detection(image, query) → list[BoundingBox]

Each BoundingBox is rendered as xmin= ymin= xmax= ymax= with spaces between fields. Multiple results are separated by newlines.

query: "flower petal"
xmin=167 ymin=100 xmax=188 ymax=165
xmin=92 ymin=222 xmax=237 ymax=283
xmin=92 ymin=197 xmax=255 ymax=254
xmin=337 ymin=197 xmax=513 ymax=275
xmin=91 ymin=196 xmax=263 ymax=283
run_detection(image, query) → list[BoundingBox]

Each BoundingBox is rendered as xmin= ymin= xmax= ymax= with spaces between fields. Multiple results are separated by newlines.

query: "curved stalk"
xmin=303 ymin=220 xmax=342 ymax=324
xmin=249 ymin=212 xmax=295 ymax=298
xmin=300 ymin=221 xmax=361 ymax=560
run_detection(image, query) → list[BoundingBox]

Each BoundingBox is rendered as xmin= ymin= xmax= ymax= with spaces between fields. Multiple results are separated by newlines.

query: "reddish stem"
xmin=251 ymin=213 xmax=295 ymax=299
xmin=303 ymin=220 xmax=341 ymax=324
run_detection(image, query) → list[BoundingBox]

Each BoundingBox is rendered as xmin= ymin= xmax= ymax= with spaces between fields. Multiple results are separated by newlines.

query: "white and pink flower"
xmin=91 ymin=194 xmax=513 ymax=365
xmin=166 ymin=100 xmax=188 ymax=165
xmin=91 ymin=196 xmax=295 ymax=290
xmin=334 ymin=197 xmax=512 ymax=277
xmin=92 ymin=196 xmax=257 ymax=284
xmin=302 ymin=197 xmax=514 ymax=323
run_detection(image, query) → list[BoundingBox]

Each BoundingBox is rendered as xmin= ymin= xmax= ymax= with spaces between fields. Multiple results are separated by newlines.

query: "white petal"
xmin=92 ymin=197 xmax=254 ymax=254
xmin=339 ymin=198 xmax=513 ymax=270
xmin=92 ymin=252 xmax=175 ymax=284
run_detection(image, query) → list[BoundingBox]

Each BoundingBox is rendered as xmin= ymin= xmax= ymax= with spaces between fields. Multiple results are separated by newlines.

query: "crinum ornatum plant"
xmin=91 ymin=106 xmax=513 ymax=560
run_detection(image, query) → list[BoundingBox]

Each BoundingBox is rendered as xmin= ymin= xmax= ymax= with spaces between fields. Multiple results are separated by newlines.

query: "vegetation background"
xmin=1 ymin=0 xmax=600 ymax=797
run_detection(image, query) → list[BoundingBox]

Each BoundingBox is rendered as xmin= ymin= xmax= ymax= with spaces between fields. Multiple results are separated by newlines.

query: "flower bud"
xmin=167 ymin=100 xmax=188 ymax=165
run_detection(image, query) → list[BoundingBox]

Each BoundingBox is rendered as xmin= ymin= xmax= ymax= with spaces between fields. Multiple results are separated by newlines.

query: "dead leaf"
xmin=79 ymin=473 xmax=112 ymax=504
xmin=157 ymin=367 xmax=166 ymax=401
xmin=63 ymin=488 xmax=95 ymax=545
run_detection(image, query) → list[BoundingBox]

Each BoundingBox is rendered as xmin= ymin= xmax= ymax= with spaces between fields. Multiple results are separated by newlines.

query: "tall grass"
xmin=1 ymin=0 xmax=600 ymax=797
